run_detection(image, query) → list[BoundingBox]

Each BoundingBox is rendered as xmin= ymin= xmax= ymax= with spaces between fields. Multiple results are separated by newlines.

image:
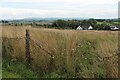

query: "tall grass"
xmin=2 ymin=26 xmax=118 ymax=78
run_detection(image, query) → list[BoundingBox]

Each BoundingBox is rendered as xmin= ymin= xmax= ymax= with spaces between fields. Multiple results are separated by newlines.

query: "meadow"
xmin=2 ymin=26 xmax=118 ymax=78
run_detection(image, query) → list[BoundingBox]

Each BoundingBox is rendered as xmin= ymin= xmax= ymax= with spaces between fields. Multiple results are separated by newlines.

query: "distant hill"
xmin=0 ymin=17 xmax=119 ymax=23
xmin=0 ymin=17 xmax=89 ymax=23
xmin=22 ymin=17 xmax=89 ymax=21
xmin=23 ymin=17 xmax=59 ymax=21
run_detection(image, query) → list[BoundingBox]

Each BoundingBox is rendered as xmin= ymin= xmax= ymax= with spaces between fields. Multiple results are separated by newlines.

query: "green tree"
xmin=88 ymin=19 xmax=97 ymax=29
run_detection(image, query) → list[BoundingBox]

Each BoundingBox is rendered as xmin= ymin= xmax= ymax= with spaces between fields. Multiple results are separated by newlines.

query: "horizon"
xmin=0 ymin=17 xmax=118 ymax=21
xmin=0 ymin=0 xmax=119 ymax=20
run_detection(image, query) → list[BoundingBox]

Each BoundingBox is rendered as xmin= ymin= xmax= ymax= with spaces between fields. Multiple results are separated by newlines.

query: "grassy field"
xmin=2 ymin=26 xmax=118 ymax=78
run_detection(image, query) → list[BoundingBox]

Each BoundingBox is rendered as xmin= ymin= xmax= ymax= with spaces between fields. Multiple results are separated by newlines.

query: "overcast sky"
xmin=0 ymin=0 xmax=119 ymax=19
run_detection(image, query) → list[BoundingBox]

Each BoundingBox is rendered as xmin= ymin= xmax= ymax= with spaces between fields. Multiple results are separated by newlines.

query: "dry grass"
xmin=2 ymin=26 xmax=118 ymax=78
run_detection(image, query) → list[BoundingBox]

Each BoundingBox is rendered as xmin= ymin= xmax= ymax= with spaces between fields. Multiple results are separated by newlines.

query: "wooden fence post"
xmin=25 ymin=29 xmax=31 ymax=68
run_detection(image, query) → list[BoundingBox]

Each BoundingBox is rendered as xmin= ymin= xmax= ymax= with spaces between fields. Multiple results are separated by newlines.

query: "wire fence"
xmin=30 ymin=39 xmax=53 ymax=57
xmin=2 ymin=29 xmax=119 ymax=78
xmin=2 ymin=37 xmax=25 ymax=61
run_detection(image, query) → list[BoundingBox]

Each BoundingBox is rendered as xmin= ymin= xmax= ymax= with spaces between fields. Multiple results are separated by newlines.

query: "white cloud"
xmin=0 ymin=0 xmax=118 ymax=19
xmin=0 ymin=6 xmax=117 ymax=19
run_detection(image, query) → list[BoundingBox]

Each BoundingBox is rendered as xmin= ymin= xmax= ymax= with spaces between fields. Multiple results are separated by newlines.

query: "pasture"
xmin=2 ymin=26 xmax=118 ymax=78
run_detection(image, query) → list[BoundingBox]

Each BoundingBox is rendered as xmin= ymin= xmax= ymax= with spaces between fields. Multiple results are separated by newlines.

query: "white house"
xmin=77 ymin=26 xmax=82 ymax=30
xmin=88 ymin=26 xmax=93 ymax=30
xmin=110 ymin=26 xmax=119 ymax=30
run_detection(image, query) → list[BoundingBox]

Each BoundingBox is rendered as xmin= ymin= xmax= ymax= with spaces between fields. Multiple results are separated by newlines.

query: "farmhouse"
xmin=88 ymin=26 xmax=93 ymax=30
xmin=110 ymin=26 xmax=119 ymax=30
xmin=77 ymin=26 xmax=82 ymax=30
xmin=77 ymin=25 xmax=93 ymax=30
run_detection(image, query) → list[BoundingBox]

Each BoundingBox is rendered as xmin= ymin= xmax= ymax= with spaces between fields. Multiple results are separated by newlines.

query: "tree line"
xmin=1 ymin=19 xmax=119 ymax=30
xmin=50 ymin=19 xmax=118 ymax=30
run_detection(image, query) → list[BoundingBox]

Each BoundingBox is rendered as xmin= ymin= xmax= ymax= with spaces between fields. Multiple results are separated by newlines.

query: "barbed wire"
xmin=2 ymin=33 xmax=118 ymax=77
xmin=97 ymin=53 xmax=118 ymax=63
xmin=1 ymin=35 xmax=26 ymax=40
xmin=30 ymin=38 xmax=53 ymax=57
xmin=2 ymin=35 xmax=118 ymax=59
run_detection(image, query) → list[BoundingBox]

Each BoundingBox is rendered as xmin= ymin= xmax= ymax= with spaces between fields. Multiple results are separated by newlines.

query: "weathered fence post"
xmin=25 ymin=29 xmax=31 ymax=68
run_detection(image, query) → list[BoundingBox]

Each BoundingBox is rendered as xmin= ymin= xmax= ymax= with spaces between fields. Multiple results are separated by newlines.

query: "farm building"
xmin=77 ymin=25 xmax=93 ymax=30
xmin=110 ymin=26 xmax=119 ymax=30
xmin=88 ymin=26 xmax=93 ymax=30
xmin=77 ymin=26 xmax=82 ymax=30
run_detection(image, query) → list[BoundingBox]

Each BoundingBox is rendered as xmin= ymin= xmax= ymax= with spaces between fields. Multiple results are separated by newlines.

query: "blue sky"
xmin=0 ymin=0 xmax=119 ymax=19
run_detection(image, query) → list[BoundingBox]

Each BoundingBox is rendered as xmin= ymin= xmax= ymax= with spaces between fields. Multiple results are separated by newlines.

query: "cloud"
xmin=0 ymin=6 xmax=117 ymax=19
xmin=0 ymin=0 xmax=118 ymax=19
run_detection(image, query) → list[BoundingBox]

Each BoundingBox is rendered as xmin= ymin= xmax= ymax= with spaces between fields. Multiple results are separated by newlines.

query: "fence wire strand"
xmin=30 ymin=38 xmax=53 ymax=57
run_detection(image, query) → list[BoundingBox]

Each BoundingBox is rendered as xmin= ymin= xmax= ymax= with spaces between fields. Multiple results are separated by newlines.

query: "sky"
xmin=0 ymin=0 xmax=119 ymax=20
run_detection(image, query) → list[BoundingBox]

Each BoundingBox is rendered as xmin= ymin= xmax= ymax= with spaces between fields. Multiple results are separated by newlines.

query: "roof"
xmin=77 ymin=26 xmax=82 ymax=30
xmin=88 ymin=26 xmax=93 ymax=29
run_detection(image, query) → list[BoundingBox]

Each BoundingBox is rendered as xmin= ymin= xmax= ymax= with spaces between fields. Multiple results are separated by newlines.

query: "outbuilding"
xmin=88 ymin=26 xmax=93 ymax=30
xmin=77 ymin=26 xmax=82 ymax=30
